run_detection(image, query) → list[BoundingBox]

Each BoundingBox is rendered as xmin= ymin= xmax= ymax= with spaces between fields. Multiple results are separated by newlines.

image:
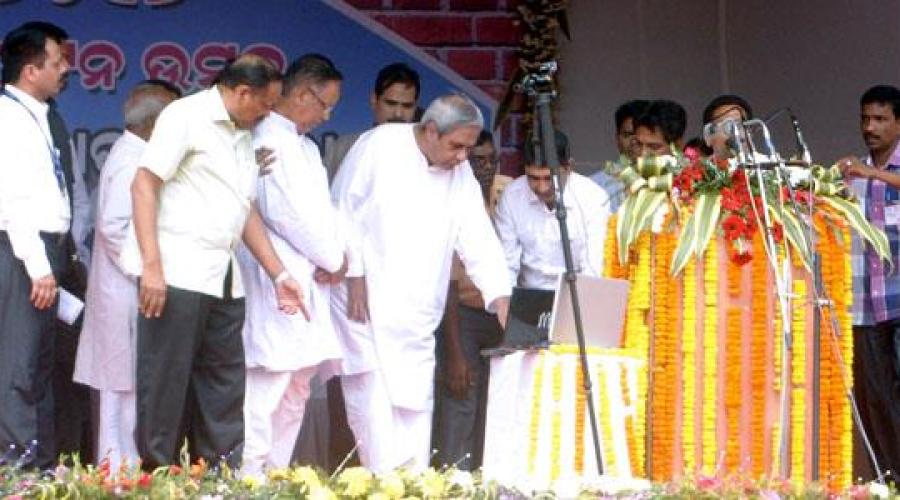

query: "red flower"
xmin=730 ymin=250 xmax=753 ymax=266
xmin=770 ymin=223 xmax=784 ymax=244
xmin=720 ymin=187 xmax=745 ymax=212
xmin=137 ymin=473 xmax=152 ymax=489
xmin=743 ymin=215 xmax=758 ymax=238
xmin=731 ymin=168 xmax=747 ymax=185
xmin=795 ymin=189 xmax=812 ymax=205
xmin=722 ymin=214 xmax=748 ymax=240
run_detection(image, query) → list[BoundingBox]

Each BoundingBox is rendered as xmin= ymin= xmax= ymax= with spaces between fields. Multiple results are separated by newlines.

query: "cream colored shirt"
xmin=0 ymin=85 xmax=71 ymax=279
xmin=120 ymin=87 xmax=258 ymax=298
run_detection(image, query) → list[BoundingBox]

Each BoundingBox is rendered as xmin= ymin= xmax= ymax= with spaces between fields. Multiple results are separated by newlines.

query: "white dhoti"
xmin=95 ymin=389 xmax=138 ymax=470
xmin=242 ymin=365 xmax=318 ymax=477
xmin=341 ymin=370 xmax=432 ymax=473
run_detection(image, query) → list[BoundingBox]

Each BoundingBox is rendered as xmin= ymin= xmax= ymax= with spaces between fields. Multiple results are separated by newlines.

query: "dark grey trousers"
xmin=0 ymin=231 xmax=67 ymax=468
xmin=852 ymin=320 xmax=900 ymax=481
xmin=135 ymin=283 xmax=245 ymax=470
xmin=432 ymin=305 xmax=502 ymax=471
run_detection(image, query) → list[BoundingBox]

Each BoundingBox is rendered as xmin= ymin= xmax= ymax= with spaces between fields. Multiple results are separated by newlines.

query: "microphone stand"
xmin=518 ymin=63 xmax=605 ymax=476
xmin=739 ymin=115 xmax=885 ymax=483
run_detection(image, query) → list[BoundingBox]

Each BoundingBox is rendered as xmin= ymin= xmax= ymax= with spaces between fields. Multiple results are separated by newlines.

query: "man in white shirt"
xmin=238 ymin=54 xmax=347 ymax=477
xmin=121 ymin=55 xmax=307 ymax=469
xmin=0 ymin=21 xmax=74 ymax=468
xmin=331 ymin=93 xmax=511 ymax=473
xmin=73 ymin=80 xmax=180 ymax=470
xmin=494 ymin=130 xmax=610 ymax=290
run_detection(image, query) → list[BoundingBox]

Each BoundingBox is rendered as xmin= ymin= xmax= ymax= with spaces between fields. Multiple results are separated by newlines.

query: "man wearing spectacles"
xmin=238 ymin=54 xmax=347 ymax=478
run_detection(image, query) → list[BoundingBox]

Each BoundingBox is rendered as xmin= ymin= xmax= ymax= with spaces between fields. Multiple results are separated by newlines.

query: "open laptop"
xmin=483 ymin=274 xmax=630 ymax=356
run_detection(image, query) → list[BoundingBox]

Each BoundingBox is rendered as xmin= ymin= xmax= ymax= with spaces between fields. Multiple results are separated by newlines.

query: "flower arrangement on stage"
xmin=602 ymin=153 xmax=880 ymax=489
xmin=609 ymin=153 xmax=890 ymax=275
xmin=0 ymin=456 xmax=895 ymax=499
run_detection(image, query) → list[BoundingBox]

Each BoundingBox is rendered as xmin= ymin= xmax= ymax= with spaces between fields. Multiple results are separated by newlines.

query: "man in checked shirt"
xmin=837 ymin=84 xmax=900 ymax=481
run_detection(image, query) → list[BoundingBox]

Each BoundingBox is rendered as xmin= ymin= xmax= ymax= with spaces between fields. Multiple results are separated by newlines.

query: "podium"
xmin=481 ymin=346 xmax=646 ymax=488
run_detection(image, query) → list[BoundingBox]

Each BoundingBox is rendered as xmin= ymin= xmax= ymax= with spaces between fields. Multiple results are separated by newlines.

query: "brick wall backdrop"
xmin=344 ymin=0 xmax=525 ymax=176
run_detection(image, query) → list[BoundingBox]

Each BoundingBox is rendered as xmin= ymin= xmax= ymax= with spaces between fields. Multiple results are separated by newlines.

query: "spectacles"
xmin=307 ymin=88 xmax=334 ymax=115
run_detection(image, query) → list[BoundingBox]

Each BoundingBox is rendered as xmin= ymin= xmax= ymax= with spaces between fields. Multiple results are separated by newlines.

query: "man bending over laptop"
xmin=494 ymin=131 xmax=611 ymax=290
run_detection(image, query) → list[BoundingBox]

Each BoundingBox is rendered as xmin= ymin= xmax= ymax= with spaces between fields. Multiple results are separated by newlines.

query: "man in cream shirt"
xmin=332 ymin=93 xmax=511 ymax=473
xmin=120 ymin=55 xmax=307 ymax=469
xmin=73 ymin=80 xmax=180 ymax=469
xmin=238 ymin=54 xmax=347 ymax=477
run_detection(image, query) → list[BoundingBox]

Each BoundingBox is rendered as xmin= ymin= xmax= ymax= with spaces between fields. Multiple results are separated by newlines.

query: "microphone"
xmin=788 ymin=109 xmax=813 ymax=167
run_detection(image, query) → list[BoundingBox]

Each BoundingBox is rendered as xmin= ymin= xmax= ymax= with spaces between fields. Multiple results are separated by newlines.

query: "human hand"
xmin=347 ymin=276 xmax=369 ymax=323
xmin=139 ymin=263 xmax=167 ymax=318
xmin=30 ymin=274 xmax=57 ymax=310
xmin=255 ymin=147 xmax=276 ymax=176
xmin=836 ymin=156 xmax=872 ymax=179
xmin=445 ymin=352 xmax=474 ymax=400
xmin=314 ymin=254 xmax=348 ymax=285
xmin=275 ymin=276 xmax=310 ymax=320
xmin=493 ymin=296 xmax=510 ymax=330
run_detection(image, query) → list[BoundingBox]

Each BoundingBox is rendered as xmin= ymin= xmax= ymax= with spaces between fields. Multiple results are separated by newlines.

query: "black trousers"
xmin=0 ymin=231 xmax=67 ymax=468
xmin=135 ymin=282 xmax=245 ymax=470
xmin=432 ymin=304 xmax=503 ymax=471
xmin=852 ymin=320 xmax=900 ymax=480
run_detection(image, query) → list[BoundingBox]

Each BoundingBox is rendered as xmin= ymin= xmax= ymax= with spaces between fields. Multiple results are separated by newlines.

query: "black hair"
xmin=374 ymin=62 xmax=420 ymax=99
xmin=283 ymin=53 xmax=343 ymax=95
xmin=475 ymin=130 xmax=494 ymax=148
xmin=702 ymin=94 xmax=753 ymax=124
xmin=614 ymin=99 xmax=650 ymax=132
xmin=215 ymin=55 xmax=282 ymax=90
xmin=524 ymin=130 xmax=570 ymax=166
xmin=860 ymin=85 xmax=900 ymax=118
xmin=1 ymin=21 xmax=68 ymax=85
xmin=634 ymin=99 xmax=687 ymax=144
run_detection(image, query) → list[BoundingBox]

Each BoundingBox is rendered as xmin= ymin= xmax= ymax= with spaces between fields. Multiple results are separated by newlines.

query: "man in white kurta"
xmin=494 ymin=131 xmax=610 ymax=290
xmin=238 ymin=55 xmax=346 ymax=477
xmin=331 ymin=94 xmax=511 ymax=473
xmin=73 ymin=81 xmax=180 ymax=469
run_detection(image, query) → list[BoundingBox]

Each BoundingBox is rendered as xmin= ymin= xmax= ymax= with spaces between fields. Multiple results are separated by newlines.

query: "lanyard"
xmin=2 ymin=89 xmax=67 ymax=196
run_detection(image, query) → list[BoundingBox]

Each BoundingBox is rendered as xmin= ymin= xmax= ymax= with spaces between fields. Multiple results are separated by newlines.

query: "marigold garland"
xmin=701 ymin=243 xmax=719 ymax=475
xmin=649 ymin=232 xmax=677 ymax=480
xmin=681 ymin=257 xmax=698 ymax=476
xmin=724 ymin=307 xmax=743 ymax=471
xmin=790 ymin=279 xmax=807 ymax=482
xmin=528 ymin=354 xmax=546 ymax=476
xmin=749 ymin=233 xmax=768 ymax=476
xmin=574 ymin=359 xmax=586 ymax=475
xmin=551 ymin=359 xmax=563 ymax=482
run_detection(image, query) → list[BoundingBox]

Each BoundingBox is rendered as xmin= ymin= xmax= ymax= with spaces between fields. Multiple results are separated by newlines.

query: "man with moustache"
xmin=119 ymin=55 xmax=307 ymax=469
xmin=0 ymin=20 xmax=76 ymax=468
xmin=331 ymin=94 xmax=510 ymax=472
xmin=322 ymin=62 xmax=420 ymax=181
xmin=837 ymin=84 xmax=900 ymax=480
xmin=238 ymin=54 xmax=347 ymax=477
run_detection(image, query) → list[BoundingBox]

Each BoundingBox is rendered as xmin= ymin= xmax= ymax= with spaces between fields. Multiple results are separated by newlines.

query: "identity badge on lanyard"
xmin=2 ymin=89 xmax=67 ymax=197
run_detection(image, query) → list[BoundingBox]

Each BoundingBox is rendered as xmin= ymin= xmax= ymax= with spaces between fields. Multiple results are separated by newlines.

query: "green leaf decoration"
xmin=669 ymin=193 xmax=721 ymax=276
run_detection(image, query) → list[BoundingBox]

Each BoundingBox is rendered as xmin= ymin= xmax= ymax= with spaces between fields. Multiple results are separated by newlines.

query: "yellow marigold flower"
xmin=267 ymin=468 xmax=288 ymax=482
xmin=379 ymin=472 xmax=406 ymax=499
xmin=337 ymin=466 xmax=373 ymax=497
xmin=308 ymin=484 xmax=339 ymax=500
xmin=241 ymin=476 xmax=259 ymax=490
xmin=289 ymin=466 xmax=321 ymax=488
xmin=418 ymin=468 xmax=446 ymax=498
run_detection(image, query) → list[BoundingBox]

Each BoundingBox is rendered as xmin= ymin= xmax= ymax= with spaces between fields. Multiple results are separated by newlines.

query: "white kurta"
xmin=331 ymin=123 xmax=510 ymax=412
xmin=237 ymin=112 xmax=344 ymax=374
xmin=73 ymin=130 xmax=144 ymax=391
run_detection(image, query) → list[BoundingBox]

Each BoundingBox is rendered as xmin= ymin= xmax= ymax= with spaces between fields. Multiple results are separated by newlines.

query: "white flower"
xmin=869 ymin=482 xmax=890 ymax=499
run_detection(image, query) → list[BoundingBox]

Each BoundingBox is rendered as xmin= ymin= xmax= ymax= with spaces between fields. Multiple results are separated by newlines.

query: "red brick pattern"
xmin=348 ymin=0 xmax=524 ymax=175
